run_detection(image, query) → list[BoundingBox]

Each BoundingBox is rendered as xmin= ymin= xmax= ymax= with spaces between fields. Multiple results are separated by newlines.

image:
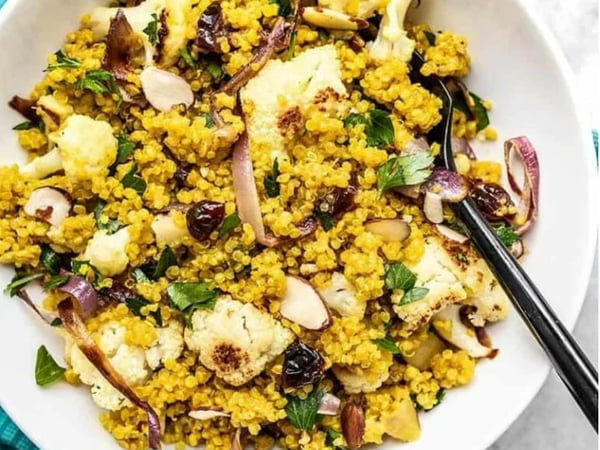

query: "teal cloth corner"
xmin=0 ymin=0 xmax=596 ymax=445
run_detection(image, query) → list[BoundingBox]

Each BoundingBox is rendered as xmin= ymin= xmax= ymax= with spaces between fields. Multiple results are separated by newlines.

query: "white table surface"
xmin=490 ymin=0 xmax=598 ymax=448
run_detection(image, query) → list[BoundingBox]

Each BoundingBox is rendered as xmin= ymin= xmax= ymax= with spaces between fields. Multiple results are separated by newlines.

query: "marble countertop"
xmin=490 ymin=0 xmax=598 ymax=448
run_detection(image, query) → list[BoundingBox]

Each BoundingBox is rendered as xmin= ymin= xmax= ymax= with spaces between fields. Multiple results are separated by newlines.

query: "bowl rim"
xmin=0 ymin=0 xmax=596 ymax=449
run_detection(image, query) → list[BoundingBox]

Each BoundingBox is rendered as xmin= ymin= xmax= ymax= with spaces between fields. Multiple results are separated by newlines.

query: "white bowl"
xmin=0 ymin=0 xmax=596 ymax=449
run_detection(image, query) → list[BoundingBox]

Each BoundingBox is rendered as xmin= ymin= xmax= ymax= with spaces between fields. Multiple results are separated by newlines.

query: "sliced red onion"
xmin=17 ymin=280 xmax=56 ymax=324
xmin=58 ymin=300 xmax=161 ymax=450
xmin=365 ymin=218 xmax=411 ymax=242
xmin=57 ymin=269 xmax=98 ymax=319
xmin=220 ymin=18 xmax=287 ymax=97
xmin=504 ymin=137 xmax=540 ymax=235
xmin=296 ymin=215 xmax=319 ymax=238
xmin=317 ymin=393 xmax=341 ymax=415
xmin=433 ymin=224 xmax=469 ymax=244
xmin=232 ymin=132 xmax=278 ymax=247
xmin=451 ymin=137 xmax=477 ymax=160
xmin=423 ymin=191 xmax=443 ymax=224
xmin=208 ymin=17 xmax=289 ymax=139
xmin=189 ymin=409 xmax=230 ymax=420
xmin=423 ymin=169 xmax=469 ymax=203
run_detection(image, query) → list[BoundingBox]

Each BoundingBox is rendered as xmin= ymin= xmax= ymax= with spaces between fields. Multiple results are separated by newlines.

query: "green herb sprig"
xmin=376 ymin=152 xmax=434 ymax=198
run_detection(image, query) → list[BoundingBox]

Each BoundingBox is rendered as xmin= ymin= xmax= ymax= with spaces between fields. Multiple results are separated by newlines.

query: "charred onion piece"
xmin=195 ymin=2 xmax=228 ymax=54
xmin=9 ymin=95 xmax=39 ymax=122
xmin=282 ymin=342 xmax=325 ymax=389
xmin=364 ymin=218 xmax=411 ymax=242
xmin=24 ymin=187 xmax=71 ymax=227
xmin=57 ymin=300 xmax=161 ymax=449
xmin=469 ymin=181 xmax=516 ymax=221
xmin=185 ymin=200 xmax=225 ymax=241
xmin=102 ymin=9 xmax=137 ymax=81
xmin=219 ymin=17 xmax=287 ymax=97
xmin=280 ymin=275 xmax=331 ymax=330
xmin=424 ymin=169 xmax=469 ymax=203
xmin=57 ymin=269 xmax=99 ymax=319
xmin=232 ymin=132 xmax=278 ymax=247
xmin=504 ymin=137 xmax=540 ymax=235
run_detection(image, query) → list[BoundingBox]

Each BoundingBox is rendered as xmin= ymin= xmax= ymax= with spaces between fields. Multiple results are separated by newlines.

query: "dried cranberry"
xmin=195 ymin=2 xmax=227 ymax=54
xmin=261 ymin=423 xmax=283 ymax=439
xmin=282 ymin=342 xmax=325 ymax=389
xmin=186 ymin=200 xmax=225 ymax=241
xmin=470 ymin=181 xmax=516 ymax=221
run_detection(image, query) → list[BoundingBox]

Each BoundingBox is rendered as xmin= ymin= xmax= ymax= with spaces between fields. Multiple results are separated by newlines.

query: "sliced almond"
xmin=24 ymin=187 xmax=71 ymax=227
xmin=280 ymin=275 xmax=331 ymax=330
xmin=423 ymin=191 xmax=444 ymax=224
xmin=188 ymin=409 xmax=230 ymax=420
xmin=301 ymin=7 xmax=368 ymax=31
xmin=433 ymin=304 xmax=495 ymax=358
xmin=509 ymin=239 xmax=524 ymax=258
xmin=365 ymin=218 xmax=411 ymax=242
xmin=140 ymin=67 xmax=194 ymax=112
xmin=341 ymin=403 xmax=365 ymax=450
xmin=433 ymin=224 xmax=469 ymax=244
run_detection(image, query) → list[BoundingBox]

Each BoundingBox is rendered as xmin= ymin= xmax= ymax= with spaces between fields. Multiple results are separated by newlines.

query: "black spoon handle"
xmin=452 ymin=197 xmax=598 ymax=430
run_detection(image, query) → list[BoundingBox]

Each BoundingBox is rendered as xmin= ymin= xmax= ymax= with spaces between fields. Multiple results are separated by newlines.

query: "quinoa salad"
xmin=1 ymin=0 xmax=540 ymax=449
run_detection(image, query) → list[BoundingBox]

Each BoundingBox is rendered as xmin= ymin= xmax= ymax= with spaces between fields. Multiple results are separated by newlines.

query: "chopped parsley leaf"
xmin=376 ymin=151 xmax=434 ymax=198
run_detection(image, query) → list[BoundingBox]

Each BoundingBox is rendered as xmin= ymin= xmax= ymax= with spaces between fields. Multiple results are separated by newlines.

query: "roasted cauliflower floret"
xmin=87 ymin=0 xmax=191 ymax=67
xmin=64 ymin=319 xmax=184 ymax=411
xmin=333 ymin=354 xmax=393 ymax=393
xmin=240 ymin=44 xmax=347 ymax=162
xmin=184 ymin=296 xmax=294 ymax=386
xmin=318 ymin=272 xmax=366 ymax=319
xmin=393 ymin=235 xmax=509 ymax=332
xmin=367 ymin=0 xmax=415 ymax=62
xmin=82 ymin=227 xmax=131 ymax=277
xmin=20 ymin=114 xmax=117 ymax=181
xmin=145 ymin=320 xmax=185 ymax=370
xmin=392 ymin=236 xmax=467 ymax=332
xmin=421 ymin=31 xmax=471 ymax=78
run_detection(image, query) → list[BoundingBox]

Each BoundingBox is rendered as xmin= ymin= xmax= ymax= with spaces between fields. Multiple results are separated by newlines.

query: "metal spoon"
xmin=409 ymin=51 xmax=598 ymax=431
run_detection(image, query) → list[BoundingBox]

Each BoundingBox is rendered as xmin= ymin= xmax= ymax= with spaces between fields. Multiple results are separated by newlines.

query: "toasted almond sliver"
xmin=188 ymin=409 xmax=230 ymax=420
xmin=301 ymin=6 xmax=368 ymax=31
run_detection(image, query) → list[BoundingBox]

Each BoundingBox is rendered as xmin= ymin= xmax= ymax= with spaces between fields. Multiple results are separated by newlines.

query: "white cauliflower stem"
xmin=20 ymin=114 xmax=117 ymax=181
xmin=367 ymin=0 xmax=415 ymax=62
xmin=185 ymin=296 xmax=294 ymax=386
